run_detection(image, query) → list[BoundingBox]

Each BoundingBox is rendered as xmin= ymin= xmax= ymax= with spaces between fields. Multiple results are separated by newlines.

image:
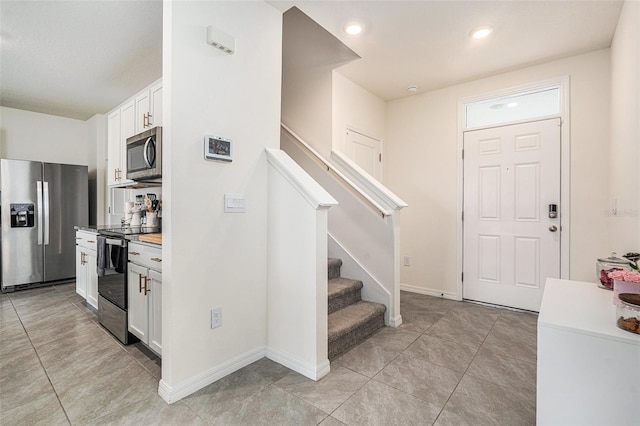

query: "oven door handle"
xmin=105 ymin=238 xmax=124 ymax=246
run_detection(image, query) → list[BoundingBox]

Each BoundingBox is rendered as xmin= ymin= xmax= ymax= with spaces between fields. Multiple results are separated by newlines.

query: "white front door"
xmin=345 ymin=128 xmax=383 ymax=181
xmin=463 ymin=118 xmax=561 ymax=311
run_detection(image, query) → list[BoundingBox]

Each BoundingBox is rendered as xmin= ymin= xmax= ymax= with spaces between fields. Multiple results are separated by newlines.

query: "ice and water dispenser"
xmin=10 ymin=204 xmax=35 ymax=228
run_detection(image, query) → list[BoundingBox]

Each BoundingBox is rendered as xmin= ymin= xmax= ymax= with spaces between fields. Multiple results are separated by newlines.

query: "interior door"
xmin=463 ymin=118 xmax=561 ymax=311
xmin=345 ymin=128 xmax=383 ymax=181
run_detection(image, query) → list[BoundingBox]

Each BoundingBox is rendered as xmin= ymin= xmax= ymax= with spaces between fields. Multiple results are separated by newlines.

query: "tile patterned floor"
xmin=0 ymin=285 xmax=537 ymax=425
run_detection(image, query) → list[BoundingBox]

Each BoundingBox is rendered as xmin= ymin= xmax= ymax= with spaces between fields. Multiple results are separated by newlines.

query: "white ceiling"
xmin=0 ymin=0 xmax=162 ymax=121
xmin=269 ymin=0 xmax=624 ymax=100
xmin=0 ymin=1 xmax=623 ymax=121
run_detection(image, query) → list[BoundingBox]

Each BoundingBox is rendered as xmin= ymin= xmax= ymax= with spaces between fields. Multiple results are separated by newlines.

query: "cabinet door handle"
xmin=150 ymin=257 xmax=162 ymax=262
xmin=129 ymin=251 xmax=140 ymax=256
xmin=87 ymin=240 xmax=95 ymax=243
xmin=76 ymin=237 xmax=82 ymax=240
xmin=147 ymin=113 xmax=152 ymax=127
xmin=81 ymin=252 xmax=86 ymax=265
xmin=143 ymin=276 xmax=150 ymax=295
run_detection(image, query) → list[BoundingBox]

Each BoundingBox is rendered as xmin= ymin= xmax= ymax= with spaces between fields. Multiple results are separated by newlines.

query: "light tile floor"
xmin=0 ymin=285 xmax=537 ymax=425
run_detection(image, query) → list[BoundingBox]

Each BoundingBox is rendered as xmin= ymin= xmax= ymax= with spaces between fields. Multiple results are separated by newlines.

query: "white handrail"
xmin=330 ymin=150 xmax=408 ymax=210
xmin=281 ymin=124 xmax=392 ymax=217
xmin=265 ymin=148 xmax=338 ymax=210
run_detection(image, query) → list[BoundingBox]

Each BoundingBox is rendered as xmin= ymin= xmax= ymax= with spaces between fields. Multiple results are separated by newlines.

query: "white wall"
xmin=281 ymin=7 xmax=359 ymax=159
xmin=160 ymin=0 xmax=281 ymax=401
xmin=0 ymin=106 xmax=103 ymax=224
xmin=0 ymin=106 xmax=90 ymax=166
xmin=332 ymin=71 xmax=386 ymax=153
xmin=86 ymin=114 xmax=106 ymax=226
xmin=386 ymin=49 xmax=611 ymax=296
xmin=609 ymin=0 xmax=640 ymax=253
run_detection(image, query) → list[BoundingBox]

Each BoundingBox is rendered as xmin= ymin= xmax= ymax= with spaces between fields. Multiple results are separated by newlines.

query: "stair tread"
xmin=328 ymin=277 xmax=363 ymax=299
xmin=328 ymin=301 xmax=386 ymax=342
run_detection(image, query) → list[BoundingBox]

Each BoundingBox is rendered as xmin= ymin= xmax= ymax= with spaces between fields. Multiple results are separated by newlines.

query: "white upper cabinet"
xmin=135 ymin=80 xmax=163 ymax=133
xmin=107 ymin=79 xmax=162 ymax=187
xmin=107 ymin=100 xmax=135 ymax=187
xmin=107 ymin=109 xmax=122 ymax=186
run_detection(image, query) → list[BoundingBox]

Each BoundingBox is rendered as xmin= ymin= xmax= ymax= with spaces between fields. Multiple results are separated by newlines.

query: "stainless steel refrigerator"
xmin=1 ymin=159 xmax=88 ymax=291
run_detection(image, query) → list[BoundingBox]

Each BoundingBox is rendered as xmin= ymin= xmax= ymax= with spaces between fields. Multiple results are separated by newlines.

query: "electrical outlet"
xmin=403 ymin=256 xmax=410 ymax=266
xmin=211 ymin=307 xmax=222 ymax=329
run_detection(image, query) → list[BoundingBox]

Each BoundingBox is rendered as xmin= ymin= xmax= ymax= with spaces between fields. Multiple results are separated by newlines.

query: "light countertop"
xmin=539 ymin=278 xmax=640 ymax=346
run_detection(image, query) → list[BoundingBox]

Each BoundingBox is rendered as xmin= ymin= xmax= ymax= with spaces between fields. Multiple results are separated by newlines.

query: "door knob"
xmin=549 ymin=225 xmax=558 ymax=232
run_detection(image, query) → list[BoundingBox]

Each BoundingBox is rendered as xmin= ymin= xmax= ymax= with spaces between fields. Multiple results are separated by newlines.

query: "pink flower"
xmin=608 ymin=270 xmax=640 ymax=283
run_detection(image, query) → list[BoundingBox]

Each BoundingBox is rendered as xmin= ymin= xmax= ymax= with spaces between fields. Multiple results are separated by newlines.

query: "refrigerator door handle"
xmin=36 ymin=181 xmax=43 ymax=245
xmin=43 ymin=181 xmax=50 ymax=245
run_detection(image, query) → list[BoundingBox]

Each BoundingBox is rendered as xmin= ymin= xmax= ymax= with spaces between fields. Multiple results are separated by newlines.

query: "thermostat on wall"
xmin=204 ymin=135 xmax=232 ymax=162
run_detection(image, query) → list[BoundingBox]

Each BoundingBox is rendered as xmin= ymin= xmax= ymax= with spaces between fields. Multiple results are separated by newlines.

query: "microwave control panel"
xmin=204 ymin=135 xmax=232 ymax=162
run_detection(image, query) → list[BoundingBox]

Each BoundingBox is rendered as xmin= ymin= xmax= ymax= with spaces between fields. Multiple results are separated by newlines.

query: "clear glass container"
xmin=616 ymin=293 xmax=640 ymax=335
xmin=596 ymin=252 xmax=632 ymax=290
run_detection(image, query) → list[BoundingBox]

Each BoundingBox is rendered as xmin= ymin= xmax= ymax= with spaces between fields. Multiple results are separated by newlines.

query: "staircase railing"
xmin=281 ymin=124 xmax=391 ymax=218
xmin=280 ymin=123 xmax=408 ymax=327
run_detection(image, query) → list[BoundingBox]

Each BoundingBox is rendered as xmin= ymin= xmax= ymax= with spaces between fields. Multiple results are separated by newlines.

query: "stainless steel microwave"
xmin=126 ymin=126 xmax=162 ymax=181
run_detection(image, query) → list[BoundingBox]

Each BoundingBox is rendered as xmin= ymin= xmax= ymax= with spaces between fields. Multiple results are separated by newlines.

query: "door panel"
xmin=478 ymin=235 xmax=500 ymax=282
xmin=515 ymin=237 xmax=539 ymax=287
xmin=463 ymin=118 xmax=560 ymax=311
xmin=479 ymin=166 xmax=500 ymax=219
xmin=515 ymin=163 xmax=540 ymax=220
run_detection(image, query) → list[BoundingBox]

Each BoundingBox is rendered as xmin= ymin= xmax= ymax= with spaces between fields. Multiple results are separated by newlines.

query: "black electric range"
xmin=96 ymin=225 xmax=161 ymax=344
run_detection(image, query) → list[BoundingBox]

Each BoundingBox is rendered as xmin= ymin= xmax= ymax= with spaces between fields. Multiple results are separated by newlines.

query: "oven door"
xmin=97 ymin=236 xmax=128 ymax=310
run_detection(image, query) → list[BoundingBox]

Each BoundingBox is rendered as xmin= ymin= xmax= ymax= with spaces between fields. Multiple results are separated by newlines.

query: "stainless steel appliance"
xmin=126 ymin=126 xmax=162 ymax=181
xmin=97 ymin=225 xmax=160 ymax=344
xmin=1 ymin=159 xmax=88 ymax=292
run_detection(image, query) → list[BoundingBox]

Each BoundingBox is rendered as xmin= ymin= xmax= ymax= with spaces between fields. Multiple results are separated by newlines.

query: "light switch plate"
xmin=224 ymin=194 xmax=246 ymax=213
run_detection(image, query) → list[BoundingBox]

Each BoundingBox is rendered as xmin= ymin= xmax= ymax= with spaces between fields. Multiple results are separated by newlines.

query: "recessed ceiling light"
xmin=507 ymin=102 xmax=518 ymax=108
xmin=470 ymin=26 xmax=494 ymax=39
xmin=407 ymin=85 xmax=418 ymax=94
xmin=345 ymin=22 xmax=364 ymax=35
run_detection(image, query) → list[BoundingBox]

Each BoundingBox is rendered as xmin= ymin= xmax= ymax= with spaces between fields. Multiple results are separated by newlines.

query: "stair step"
xmin=328 ymin=301 xmax=386 ymax=359
xmin=328 ymin=278 xmax=363 ymax=314
xmin=328 ymin=258 xmax=342 ymax=280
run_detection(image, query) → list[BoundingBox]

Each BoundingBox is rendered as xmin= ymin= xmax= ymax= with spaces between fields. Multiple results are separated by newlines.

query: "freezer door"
xmin=43 ymin=163 xmax=88 ymax=282
xmin=1 ymin=159 xmax=44 ymax=288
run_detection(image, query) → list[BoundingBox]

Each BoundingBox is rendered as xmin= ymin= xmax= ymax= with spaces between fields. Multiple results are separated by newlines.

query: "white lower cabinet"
xmin=128 ymin=242 xmax=162 ymax=356
xmin=75 ymin=230 xmax=98 ymax=308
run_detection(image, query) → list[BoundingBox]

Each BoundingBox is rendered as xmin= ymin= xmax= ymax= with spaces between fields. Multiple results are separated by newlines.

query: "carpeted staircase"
xmin=328 ymin=258 xmax=386 ymax=359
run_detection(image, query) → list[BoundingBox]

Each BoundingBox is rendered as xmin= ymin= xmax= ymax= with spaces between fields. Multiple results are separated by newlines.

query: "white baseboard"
xmin=158 ymin=346 xmax=266 ymax=404
xmin=266 ymin=346 xmax=330 ymax=381
xmin=400 ymin=283 xmax=459 ymax=301
xmin=389 ymin=314 xmax=403 ymax=327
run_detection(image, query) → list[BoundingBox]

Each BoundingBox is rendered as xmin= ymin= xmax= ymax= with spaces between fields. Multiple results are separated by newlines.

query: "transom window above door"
xmin=466 ymin=87 xmax=560 ymax=128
